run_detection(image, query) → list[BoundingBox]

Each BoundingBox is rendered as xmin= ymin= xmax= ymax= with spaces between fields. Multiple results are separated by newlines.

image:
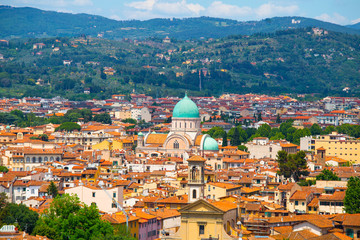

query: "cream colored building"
xmin=313 ymin=132 xmax=360 ymax=164
xmin=205 ymin=182 xmax=242 ymax=201
xmin=65 ymin=185 xmax=123 ymax=213
xmin=245 ymin=138 xmax=298 ymax=159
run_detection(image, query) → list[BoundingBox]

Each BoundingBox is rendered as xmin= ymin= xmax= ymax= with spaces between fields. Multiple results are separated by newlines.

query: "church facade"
xmin=136 ymin=94 xmax=219 ymax=159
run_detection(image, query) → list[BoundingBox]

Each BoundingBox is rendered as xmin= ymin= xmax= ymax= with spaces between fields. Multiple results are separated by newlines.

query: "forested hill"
xmin=1 ymin=5 xmax=360 ymax=39
xmin=0 ymin=28 xmax=360 ymax=100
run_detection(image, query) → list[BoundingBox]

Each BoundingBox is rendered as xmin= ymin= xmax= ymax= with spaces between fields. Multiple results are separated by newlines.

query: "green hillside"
xmin=0 ymin=27 xmax=359 ymax=100
xmin=1 ymin=5 xmax=360 ymax=40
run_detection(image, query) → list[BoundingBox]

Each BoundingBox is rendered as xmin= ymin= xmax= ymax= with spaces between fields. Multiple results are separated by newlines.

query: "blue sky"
xmin=2 ymin=0 xmax=360 ymax=25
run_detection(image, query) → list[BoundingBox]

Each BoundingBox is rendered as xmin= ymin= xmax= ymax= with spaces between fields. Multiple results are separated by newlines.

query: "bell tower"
xmin=187 ymin=155 xmax=206 ymax=203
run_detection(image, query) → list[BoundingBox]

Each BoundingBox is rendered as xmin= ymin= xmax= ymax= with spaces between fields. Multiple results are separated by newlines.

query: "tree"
xmin=0 ymin=166 xmax=9 ymax=173
xmin=316 ymin=169 xmax=340 ymax=181
xmin=277 ymin=150 xmax=309 ymax=182
xmin=121 ymin=118 xmax=137 ymax=124
xmin=47 ymin=181 xmax=58 ymax=198
xmin=93 ymin=113 xmax=112 ymax=124
xmin=33 ymin=194 xmax=113 ymax=240
xmin=238 ymin=145 xmax=248 ymax=152
xmin=230 ymin=127 xmax=241 ymax=146
xmin=310 ymin=123 xmax=322 ymax=136
xmin=39 ymin=134 xmax=48 ymax=141
xmin=1 ymin=203 xmax=39 ymax=234
xmin=56 ymin=122 xmax=81 ymax=132
xmin=276 ymin=114 xmax=281 ymax=124
xmin=344 ymin=177 xmax=360 ymax=214
xmin=222 ymin=131 xmax=228 ymax=147
xmin=256 ymin=124 xmax=271 ymax=138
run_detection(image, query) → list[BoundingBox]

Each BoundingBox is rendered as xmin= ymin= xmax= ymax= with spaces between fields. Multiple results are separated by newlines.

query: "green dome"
xmin=203 ymin=137 xmax=219 ymax=151
xmin=138 ymin=132 xmax=143 ymax=136
xmin=173 ymin=93 xmax=199 ymax=118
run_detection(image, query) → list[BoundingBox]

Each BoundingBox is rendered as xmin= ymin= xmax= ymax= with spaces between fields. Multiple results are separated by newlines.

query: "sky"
xmin=2 ymin=0 xmax=360 ymax=25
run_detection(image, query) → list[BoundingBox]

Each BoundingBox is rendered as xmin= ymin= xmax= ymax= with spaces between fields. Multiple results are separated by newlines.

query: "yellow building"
xmin=164 ymin=199 xmax=236 ymax=240
xmin=205 ymin=182 xmax=242 ymax=201
xmin=92 ymin=140 xmax=124 ymax=151
xmin=314 ymin=132 xmax=360 ymax=164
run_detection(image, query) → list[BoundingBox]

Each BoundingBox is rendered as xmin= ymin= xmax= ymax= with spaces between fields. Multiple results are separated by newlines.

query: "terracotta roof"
xmin=187 ymin=155 xmax=206 ymax=162
xmin=290 ymin=190 xmax=311 ymax=200
xmin=146 ymin=134 xmax=167 ymax=145
xmin=319 ymin=191 xmax=345 ymax=201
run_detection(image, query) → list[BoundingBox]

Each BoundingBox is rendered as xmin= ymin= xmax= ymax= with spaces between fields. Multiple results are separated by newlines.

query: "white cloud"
xmin=109 ymin=14 xmax=121 ymax=21
xmin=126 ymin=0 xmax=156 ymax=11
xmin=126 ymin=0 xmax=204 ymax=17
xmin=154 ymin=0 xmax=204 ymax=15
xmin=72 ymin=0 xmax=93 ymax=6
xmin=315 ymin=12 xmax=349 ymax=25
xmin=207 ymin=1 xmax=252 ymax=18
xmin=351 ymin=18 xmax=360 ymax=25
xmin=255 ymin=3 xmax=299 ymax=18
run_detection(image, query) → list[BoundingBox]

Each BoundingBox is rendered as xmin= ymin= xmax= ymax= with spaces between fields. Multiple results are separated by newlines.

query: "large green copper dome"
xmin=173 ymin=93 xmax=199 ymax=118
xmin=203 ymin=136 xmax=219 ymax=151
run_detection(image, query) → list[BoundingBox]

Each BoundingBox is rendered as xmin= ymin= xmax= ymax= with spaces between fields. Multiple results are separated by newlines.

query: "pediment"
xmin=180 ymin=199 xmax=224 ymax=214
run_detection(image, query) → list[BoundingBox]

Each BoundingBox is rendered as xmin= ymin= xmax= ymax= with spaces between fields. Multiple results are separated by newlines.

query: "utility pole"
xmin=98 ymin=181 xmax=129 ymax=228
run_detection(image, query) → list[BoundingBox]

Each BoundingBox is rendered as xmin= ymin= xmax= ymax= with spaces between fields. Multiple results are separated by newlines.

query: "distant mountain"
xmin=1 ymin=5 xmax=360 ymax=39
xmin=348 ymin=22 xmax=360 ymax=30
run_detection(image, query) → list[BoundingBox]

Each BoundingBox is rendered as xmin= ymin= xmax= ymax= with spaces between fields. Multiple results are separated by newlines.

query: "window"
xmin=295 ymin=201 xmax=298 ymax=206
xmin=31 ymin=189 xmax=35 ymax=194
xmin=199 ymin=225 xmax=205 ymax=235
xmin=346 ymin=229 xmax=354 ymax=238
xmin=92 ymin=192 xmax=96 ymax=197
xmin=302 ymin=202 xmax=305 ymax=206
xmin=192 ymin=189 xmax=197 ymax=199
xmin=113 ymin=192 xmax=116 ymax=198
xmin=112 ymin=203 xmax=117 ymax=208
xmin=173 ymin=140 xmax=179 ymax=149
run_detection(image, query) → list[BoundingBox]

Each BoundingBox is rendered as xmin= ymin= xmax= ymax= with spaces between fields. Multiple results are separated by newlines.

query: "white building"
xmin=65 ymin=185 xmax=123 ymax=213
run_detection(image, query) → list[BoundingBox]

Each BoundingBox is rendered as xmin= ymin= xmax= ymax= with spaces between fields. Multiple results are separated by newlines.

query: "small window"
xmin=92 ymin=192 xmax=96 ymax=197
xmin=113 ymin=192 xmax=116 ymax=198
xmin=199 ymin=225 xmax=205 ymax=235
xmin=295 ymin=201 xmax=298 ymax=206
xmin=192 ymin=189 xmax=197 ymax=199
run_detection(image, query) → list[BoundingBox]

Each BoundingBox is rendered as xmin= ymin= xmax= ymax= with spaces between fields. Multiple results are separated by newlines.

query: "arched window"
xmin=185 ymin=122 xmax=186 ymax=128
xmin=173 ymin=140 xmax=179 ymax=149
xmin=26 ymin=157 xmax=30 ymax=163
xmin=56 ymin=157 xmax=60 ymax=161
xmin=175 ymin=122 xmax=177 ymax=128
xmin=179 ymin=122 xmax=181 ymax=128
xmin=190 ymin=123 xmax=192 ymax=128
xmin=44 ymin=157 xmax=48 ymax=162
xmin=32 ymin=157 xmax=36 ymax=163
xmin=50 ymin=157 xmax=54 ymax=162
xmin=38 ymin=157 xmax=42 ymax=163
xmin=192 ymin=189 xmax=197 ymax=199
xmin=26 ymin=167 xmax=30 ymax=171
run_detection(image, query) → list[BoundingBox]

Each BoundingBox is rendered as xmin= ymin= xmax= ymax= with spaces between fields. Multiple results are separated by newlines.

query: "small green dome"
xmin=138 ymin=132 xmax=143 ymax=136
xmin=203 ymin=137 xmax=219 ymax=151
xmin=6 ymin=126 xmax=10 ymax=130
xmin=173 ymin=93 xmax=199 ymax=118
